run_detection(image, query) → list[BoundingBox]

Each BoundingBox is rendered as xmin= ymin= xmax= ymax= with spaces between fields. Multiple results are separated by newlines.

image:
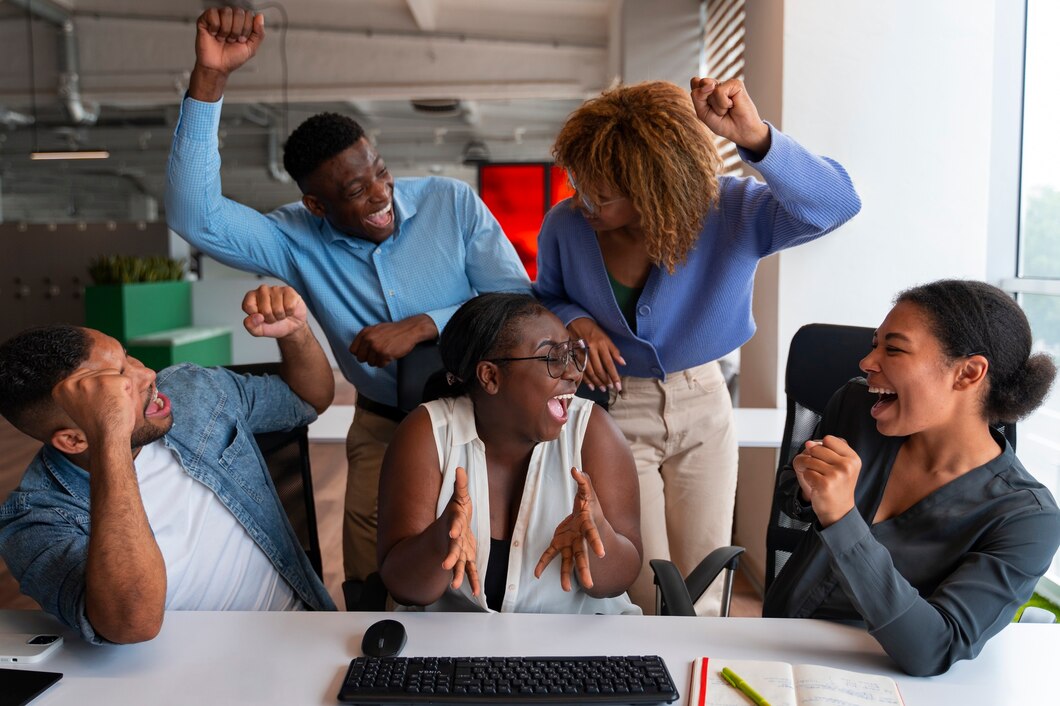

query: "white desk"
xmin=310 ymin=406 xmax=787 ymax=448
xmin=1 ymin=609 xmax=1052 ymax=705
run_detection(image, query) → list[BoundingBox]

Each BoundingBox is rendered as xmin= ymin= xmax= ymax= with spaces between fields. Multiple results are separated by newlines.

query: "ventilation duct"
xmin=12 ymin=0 xmax=100 ymax=126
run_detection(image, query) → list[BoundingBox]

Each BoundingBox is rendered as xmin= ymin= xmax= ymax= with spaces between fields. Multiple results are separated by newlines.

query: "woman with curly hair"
xmin=534 ymin=77 xmax=862 ymax=613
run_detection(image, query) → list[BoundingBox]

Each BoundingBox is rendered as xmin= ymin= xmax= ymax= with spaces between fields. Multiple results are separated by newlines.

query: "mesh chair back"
xmin=765 ymin=324 xmax=874 ymax=590
xmin=226 ymin=363 xmax=323 ymax=579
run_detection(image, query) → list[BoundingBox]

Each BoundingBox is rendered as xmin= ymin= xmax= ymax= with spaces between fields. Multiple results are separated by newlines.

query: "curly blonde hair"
xmin=552 ymin=81 xmax=722 ymax=273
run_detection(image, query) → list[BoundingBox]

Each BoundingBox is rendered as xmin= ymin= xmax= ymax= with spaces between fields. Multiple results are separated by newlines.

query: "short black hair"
xmin=0 ymin=325 xmax=91 ymax=438
xmin=283 ymin=112 xmax=366 ymax=186
xmin=439 ymin=293 xmax=549 ymax=397
xmin=897 ymin=279 xmax=1056 ymax=424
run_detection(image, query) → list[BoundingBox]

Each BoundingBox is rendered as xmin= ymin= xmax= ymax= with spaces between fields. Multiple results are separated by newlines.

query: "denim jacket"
xmin=0 ymin=364 xmax=336 ymax=644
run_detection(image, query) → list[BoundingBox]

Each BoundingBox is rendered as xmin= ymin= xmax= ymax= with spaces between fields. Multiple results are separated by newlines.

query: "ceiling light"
xmin=31 ymin=150 xmax=110 ymax=160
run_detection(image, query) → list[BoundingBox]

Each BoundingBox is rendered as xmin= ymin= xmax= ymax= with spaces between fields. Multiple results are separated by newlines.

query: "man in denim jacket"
xmin=0 ymin=285 xmax=336 ymax=644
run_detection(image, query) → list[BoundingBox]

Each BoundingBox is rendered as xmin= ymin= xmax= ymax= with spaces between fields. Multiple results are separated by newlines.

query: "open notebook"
xmin=689 ymin=658 xmax=904 ymax=706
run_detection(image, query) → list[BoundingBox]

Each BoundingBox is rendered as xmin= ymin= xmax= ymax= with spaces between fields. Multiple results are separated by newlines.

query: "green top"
xmin=606 ymin=269 xmax=643 ymax=334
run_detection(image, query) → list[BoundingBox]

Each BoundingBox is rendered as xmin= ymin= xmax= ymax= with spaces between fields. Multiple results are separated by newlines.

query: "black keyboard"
xmin=337 ymin=655 xmax=679 ymax=705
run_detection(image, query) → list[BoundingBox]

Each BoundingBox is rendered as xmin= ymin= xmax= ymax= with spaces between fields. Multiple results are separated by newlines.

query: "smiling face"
xmin=301 ymin=137 xmax=395 ymax=243
xmin=77 ymin=330 xmax=174 ymax=448
xmin=483 ymin=311 xmax=583 ymax=443
xmin=859 ymin=301 xmax=971 ymax=437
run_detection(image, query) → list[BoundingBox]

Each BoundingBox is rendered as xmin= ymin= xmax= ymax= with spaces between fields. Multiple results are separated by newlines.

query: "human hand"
xmin=567 ymin=318 xmax=624 ymax=391
xmin=440 ymin=466 xmax=480 ymax=595
xmin=689 ymin=76 xmax=770 ymax=155
xmin=792 ymin=436 xmax=862 ymax=527
xmin=349 ymin=314 xmax=438 ymax=368
xmin=52 ymin=368 xmax=139 ymax=444
xmin=242 ymin=285 xmax=309 ymax=340
xmin=195 ymin=7 xmax=265 ymax=77
xmin=535 ymin=467 xmax=606 ymax=591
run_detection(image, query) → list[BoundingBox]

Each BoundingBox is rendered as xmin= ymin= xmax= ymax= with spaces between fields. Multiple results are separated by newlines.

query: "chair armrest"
xmin=684 ymin=546 xmax=745 ymax=604
xmin=650 ymin=559 xmax=696 ymax=617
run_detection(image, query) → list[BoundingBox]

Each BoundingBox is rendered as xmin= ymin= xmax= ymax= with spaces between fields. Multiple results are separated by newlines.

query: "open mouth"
xmin=364 ymin=202 xmax=394 ymax=229
xmin=868 ymin=385 xmax=897 ymax=417
xmin=547 ymin=393 xmax=574 ymax=424
xmin=144 ymin=387 xmax=171 ymax=419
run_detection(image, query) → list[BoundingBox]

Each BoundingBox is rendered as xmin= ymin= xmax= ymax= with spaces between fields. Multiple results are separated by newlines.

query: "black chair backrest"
xmin=765 ymin=324 xmax=874 ymax=591
xmin=397 ymin=342 xmax=447 ymax=412
xmin=225 ymin=362 xmax=323 ymax=580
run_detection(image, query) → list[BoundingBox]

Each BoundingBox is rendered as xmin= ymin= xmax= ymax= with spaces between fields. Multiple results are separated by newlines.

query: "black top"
xmin=763 ymin=380 xmax=1060 ymax=676
xmin=485 ymin=537 xmax=512 ymax=611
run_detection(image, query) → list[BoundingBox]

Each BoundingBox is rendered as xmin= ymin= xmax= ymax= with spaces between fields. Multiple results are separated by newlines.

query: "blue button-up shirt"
xmin=166 ymin=97 xmax=531 ymax=406
xmin=0 ymin=364 xmax=335 ymax=644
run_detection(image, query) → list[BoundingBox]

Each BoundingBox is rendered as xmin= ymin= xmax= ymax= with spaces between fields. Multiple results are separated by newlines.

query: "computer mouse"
xmin=361 ymin=619 xmax=407 ymax=658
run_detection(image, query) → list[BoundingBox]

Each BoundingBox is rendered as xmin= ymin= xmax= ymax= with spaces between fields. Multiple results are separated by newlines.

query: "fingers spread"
xmin=559 ymin=547 xmax=573 ymax=592
xmin=535 ymin=545 xmax=558 ymax=578
xmin=573 ymin=539 xmax=593 ymax=588
xmin=466 ymin=558 xmax=480 ymax=596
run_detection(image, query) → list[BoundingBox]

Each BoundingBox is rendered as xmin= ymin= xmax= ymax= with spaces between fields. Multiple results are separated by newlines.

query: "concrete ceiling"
xmin=0 ymin=0 xmax=622 ymax=218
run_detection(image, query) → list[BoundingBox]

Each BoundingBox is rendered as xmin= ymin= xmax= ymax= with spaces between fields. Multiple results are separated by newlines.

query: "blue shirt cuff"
xmin=174 ymin=94 xmax=224 ymax=142
xmin=736 ymin=121 xmax=791 ymax=169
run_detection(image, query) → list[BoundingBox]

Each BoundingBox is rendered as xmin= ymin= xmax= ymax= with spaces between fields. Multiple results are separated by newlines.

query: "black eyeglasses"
xmin=488 ymin=339 xmax=589 ymax=379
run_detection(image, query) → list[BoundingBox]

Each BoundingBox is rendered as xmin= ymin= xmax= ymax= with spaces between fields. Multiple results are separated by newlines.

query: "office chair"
xmin=225 ymin=362 xmax=323 ymax=580
xmin=650 ymin=548 xmax=745 ymax=616
xmin=764 ymin=324 xmax=875 ymax=591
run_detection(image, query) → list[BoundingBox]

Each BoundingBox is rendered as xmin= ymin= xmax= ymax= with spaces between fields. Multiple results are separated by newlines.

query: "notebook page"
xmin=689 ymin=658 xmax=798 ymax=706
xmin=792 ymin=663 xmax=902 ymax=706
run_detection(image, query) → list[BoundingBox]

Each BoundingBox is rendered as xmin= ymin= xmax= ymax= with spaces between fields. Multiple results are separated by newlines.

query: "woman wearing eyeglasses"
xmin=377 ymin=293 xmax=642 ymax=614
xmin=534 ymin=78 xmax=862 ymax=613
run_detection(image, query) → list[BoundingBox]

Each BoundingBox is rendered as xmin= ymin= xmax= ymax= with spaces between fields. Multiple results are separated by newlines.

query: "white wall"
xmin=772 ymin=0 xmax=1002 ymax=404
xmin=620 ymin=0 xmax=701 ymax=87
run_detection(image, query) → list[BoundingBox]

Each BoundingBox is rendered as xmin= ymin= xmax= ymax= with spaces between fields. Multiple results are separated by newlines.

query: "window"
xmin=701 ymin=0 xmax=747 ymax=176
xmin=1010 ymin=0 xmax=1060 ymax=586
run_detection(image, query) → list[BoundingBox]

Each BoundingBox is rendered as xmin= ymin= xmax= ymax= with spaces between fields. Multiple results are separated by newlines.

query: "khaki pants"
xmin=607 ymin=360 xmax=738 ymax=616
xmin=343 ymin=406 xmax=400 ymax=582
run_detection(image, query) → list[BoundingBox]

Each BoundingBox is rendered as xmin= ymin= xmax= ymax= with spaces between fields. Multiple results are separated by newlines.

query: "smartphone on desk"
xmin=0 ymin=634 xmax=63 ymax=664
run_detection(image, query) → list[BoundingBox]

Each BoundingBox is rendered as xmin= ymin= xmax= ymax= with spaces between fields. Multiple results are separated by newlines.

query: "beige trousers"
xmin=343 ymin=407 xmax=400 ymax=582
xmin=607 ymin=360 xmax=738 ymax=616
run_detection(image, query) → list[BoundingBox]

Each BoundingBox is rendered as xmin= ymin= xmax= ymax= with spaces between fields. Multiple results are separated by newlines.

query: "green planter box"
xmin=85 ymin=281 xmax=192 ymax=341
xmin=127 ymin=326 xmax=232 ymax=371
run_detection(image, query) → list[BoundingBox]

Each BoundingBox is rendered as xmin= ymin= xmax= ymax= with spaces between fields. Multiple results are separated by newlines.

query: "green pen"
xmin=721 ymin=667 xmax=772 ymax=706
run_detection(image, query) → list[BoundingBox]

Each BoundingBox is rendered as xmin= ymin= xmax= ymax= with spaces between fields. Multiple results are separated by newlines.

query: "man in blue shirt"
xmin=0 ymin=286 xmax=336 ymax=644
xmin=165 ymin=7 xmax=531 ymax=586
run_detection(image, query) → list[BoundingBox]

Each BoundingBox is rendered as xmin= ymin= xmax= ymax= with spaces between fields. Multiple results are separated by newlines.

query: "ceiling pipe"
xmin=267 ymin=127 xmax=292 ymax=184
xmin=0 ymin=106 xmax=35 ymax=128
xmin=12 ymin=0 xmax=100 ymax=126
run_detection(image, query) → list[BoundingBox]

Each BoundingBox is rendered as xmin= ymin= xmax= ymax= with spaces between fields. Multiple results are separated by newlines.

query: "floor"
xmin=0 ymin=372 xmax=764 ymax=617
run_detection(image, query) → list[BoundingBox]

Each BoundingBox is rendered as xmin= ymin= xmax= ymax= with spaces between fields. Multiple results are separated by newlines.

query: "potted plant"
xmin=84 ymin=255 xmax=230 ymax=370
xmin=84 ymin=255 xmax=190 ymax=340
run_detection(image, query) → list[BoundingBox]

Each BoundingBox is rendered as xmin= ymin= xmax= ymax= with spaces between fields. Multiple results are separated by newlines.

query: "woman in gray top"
xmin=763 ymin=279 xmax=1059 ymax=676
